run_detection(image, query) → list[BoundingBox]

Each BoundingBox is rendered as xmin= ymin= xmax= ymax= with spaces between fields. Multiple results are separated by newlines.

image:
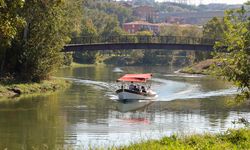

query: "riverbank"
xmin=180 ymin=59 xmax=216 ymax=75
xmin=0 ymin=79 xmax=70 ymax=98
xmin=116 ymin=128 xmax=250 ymax=150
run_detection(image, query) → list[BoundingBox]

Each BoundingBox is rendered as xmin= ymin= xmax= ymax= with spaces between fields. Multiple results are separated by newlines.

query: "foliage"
xmin=203 ymin=17 xmax=225 ymax=39
xmin=19 ymin=0 xmax=82 ymax=81
xmin=116 ymin=128 xmax=250 ymax=150
xmin=160 ymin=24 xmax=202 ymax=37
xmin=214 ymin=7 xmax=250 ymax=99
xmin=0 ymin=0 xmax=25 ymax=74
xmin=0 ymin=0 xmax=24 ymax=47
xmin=101 ymin=20 xmax=125 ymax=38
xmin=80 ymin=19 xmax=98 ymax=37
xmin=84 ymin=1 xmax=134 ymax=33
xmin=72 ymin=18 xmax=99 ymax=64
xmin=0 ymin=0 xmax=83 ymax=81
xmin=63 ymin=53 xmax=73 ymax=67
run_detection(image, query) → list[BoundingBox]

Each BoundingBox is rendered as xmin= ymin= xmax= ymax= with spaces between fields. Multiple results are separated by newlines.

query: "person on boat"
xmin=134 ymin=84 xmax=140 ymax=92
xmin=141 ymin=86 xmax=146 ymax=93
xmin=129 ymin=82 xmax=134 ymax=90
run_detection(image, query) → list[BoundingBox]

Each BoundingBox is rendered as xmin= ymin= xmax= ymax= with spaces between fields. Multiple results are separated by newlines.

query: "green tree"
xmin=20 ymin=0 xmax=82 ymax=81
xmin=101 ymin=19 xmax=124 ymax=38
xmin=203 ymin=17 xmax=224 ymax=39
xmin=214 ymin=7 xmax=250 ymax=99
xmin=80 ymin=19 xmax=98 ymax=37
xmin=160 ymin=24 xmax=182 ymax=36
xmin=0 ymin=0 xmax=25 ymax=75
xmin=73 ymin=18 xmax=99 ymax=64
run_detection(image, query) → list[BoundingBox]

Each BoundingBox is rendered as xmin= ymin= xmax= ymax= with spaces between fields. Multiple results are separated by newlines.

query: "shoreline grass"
xmin=116 ymin=128 xmax=250 ymax=150
xmin=0 ymin=79 xmax=71 ymax=99
xmin=10 ymin=128 xmax=250 ymax=150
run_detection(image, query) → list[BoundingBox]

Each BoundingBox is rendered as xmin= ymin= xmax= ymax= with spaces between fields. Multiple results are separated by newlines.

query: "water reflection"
xmin=0 ymin=94 xmax=66 ymax=150
xmin=116 ymin=100 xmax=153 ymax=112
xmin=0 ymin=65 xmax=249 ymax=149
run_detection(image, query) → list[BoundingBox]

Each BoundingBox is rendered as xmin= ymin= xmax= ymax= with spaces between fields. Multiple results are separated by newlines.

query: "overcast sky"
xmin=156 ymin=0 xmax=249 ymax=5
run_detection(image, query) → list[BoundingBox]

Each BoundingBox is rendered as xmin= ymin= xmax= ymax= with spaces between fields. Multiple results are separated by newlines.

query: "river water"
xmin=0 ymin=65 xmax=249 ymax=149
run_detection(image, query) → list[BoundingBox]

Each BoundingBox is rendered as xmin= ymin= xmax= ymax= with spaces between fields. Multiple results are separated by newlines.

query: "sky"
xmin=156 ymin=0 xmax=249 ymax=5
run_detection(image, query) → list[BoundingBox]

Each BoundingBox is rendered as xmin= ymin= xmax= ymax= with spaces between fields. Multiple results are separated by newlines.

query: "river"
xmin=0 ymin=65 xmax=249 ymax=149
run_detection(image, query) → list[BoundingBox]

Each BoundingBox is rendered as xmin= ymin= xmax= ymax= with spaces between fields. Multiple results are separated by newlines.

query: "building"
xmin=123 ymin=21 xmax=160 ymax=34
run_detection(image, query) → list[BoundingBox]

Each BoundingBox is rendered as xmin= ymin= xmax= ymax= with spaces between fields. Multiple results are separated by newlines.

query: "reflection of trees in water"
xmin=62 ymin=83 xmax=118 ymax=125
xmin=200 ymin=97 xmax=250 ymax=128
xmin=0 ymin=94 xmax=66 ymax=149
xmin=145 ymin=98 xmax=250 ymax=127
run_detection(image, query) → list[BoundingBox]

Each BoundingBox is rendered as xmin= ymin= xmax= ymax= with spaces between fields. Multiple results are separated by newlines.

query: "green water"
xmin=0 ymin=65 xmax=249 ymax=149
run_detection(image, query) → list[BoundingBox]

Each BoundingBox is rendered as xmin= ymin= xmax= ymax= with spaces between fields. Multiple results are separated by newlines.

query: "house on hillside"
xmin=123 ymin=21 xmax=160 ymax=34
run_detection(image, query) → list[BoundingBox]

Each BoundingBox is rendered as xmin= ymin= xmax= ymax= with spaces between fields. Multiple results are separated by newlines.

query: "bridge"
xmin=63 ymin=35 xmax=217 ymax=52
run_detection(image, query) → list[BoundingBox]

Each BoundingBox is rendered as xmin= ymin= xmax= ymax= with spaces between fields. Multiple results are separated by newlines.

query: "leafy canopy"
xmin=214 ymin=6 xmax=250 ymax=99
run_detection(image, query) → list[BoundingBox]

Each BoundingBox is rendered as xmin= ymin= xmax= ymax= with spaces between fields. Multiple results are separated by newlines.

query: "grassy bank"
xmin=25 ymin=128 xmax=250 ymax=149
xmin=180 ymin=59 xmax=216 ymax=75
xmin=117 ymin=128 xmax=250 ymax=150
xmin=0 ymin=79 xmax=70 ymax=98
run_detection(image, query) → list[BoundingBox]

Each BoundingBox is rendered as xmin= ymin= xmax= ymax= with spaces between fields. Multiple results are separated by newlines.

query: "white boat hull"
xmin=117 ymin=90 xmax=157 ymax=100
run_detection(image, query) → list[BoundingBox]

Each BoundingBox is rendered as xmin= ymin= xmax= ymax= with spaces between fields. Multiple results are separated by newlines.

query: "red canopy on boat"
xmin=117 ymin=74 xmax=152 ymax=82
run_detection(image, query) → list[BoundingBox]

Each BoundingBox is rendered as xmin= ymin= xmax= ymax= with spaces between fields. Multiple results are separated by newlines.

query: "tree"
xmin=80 ymin=19 xmax=98 ymax=37
xmin=0 ymin=0 xmax=25 ymax=75
xmin=214 ymin=7 xmax=250 ymax=99
xmin=73 ymin=19 xmax=99 ymax=64
xmin=19 ymin=0 xmax=82 ymax=81
xmin=203 ymin=17 xmax=224 ymax=40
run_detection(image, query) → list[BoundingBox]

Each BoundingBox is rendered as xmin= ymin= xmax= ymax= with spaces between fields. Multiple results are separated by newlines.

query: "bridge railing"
xmin=70 ymin=35 xmax=216 ymax=45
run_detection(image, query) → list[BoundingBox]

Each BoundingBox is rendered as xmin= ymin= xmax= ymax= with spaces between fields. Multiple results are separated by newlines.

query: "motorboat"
xmin=116 ymin=74 xmax=158 ymax=100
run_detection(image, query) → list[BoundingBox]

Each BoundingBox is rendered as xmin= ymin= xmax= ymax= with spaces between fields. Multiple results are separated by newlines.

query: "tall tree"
xmin=0 ymin=0 xmax=25 ymax=75
xmin=20 ymin=0 xmax=82 ymax=81
xmin=214 ymin=7 xmax=250 ymax=99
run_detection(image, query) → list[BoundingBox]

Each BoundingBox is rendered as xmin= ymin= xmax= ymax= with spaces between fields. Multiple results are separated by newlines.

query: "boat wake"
xmin=152 ymin=78 xmax=238 ymax=101
xmin=63 ymin=77 xmax=117 ymax=91
xmin=61 ymin=77 xmax=238 ymax=102
xmin=164 ymin=73 xmax=205 ymax=78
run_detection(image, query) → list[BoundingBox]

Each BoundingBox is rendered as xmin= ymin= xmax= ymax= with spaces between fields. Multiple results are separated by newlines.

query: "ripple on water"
xmin=63 ymin=76 xmax=238 ymax=102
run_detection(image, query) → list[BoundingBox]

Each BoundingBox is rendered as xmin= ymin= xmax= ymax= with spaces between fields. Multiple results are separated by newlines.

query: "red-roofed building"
xmin=123 ymin=21 xmax=160 ymax=34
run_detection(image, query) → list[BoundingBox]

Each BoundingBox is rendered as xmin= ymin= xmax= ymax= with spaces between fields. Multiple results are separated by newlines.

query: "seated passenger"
xmin=134 ymin=85 xmax=140 ymax=92
xmin=129 ymin=82 xmax=134 ymax=90
xmin=141 ymin=86 xmax=146 ymax=93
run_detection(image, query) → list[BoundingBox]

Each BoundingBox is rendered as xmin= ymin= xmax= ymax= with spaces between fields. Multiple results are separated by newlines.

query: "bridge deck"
xmin=64 ymin=35 xmax=216 ymax=51
xmin=64 ymin=43 xmax=214 ymax=51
